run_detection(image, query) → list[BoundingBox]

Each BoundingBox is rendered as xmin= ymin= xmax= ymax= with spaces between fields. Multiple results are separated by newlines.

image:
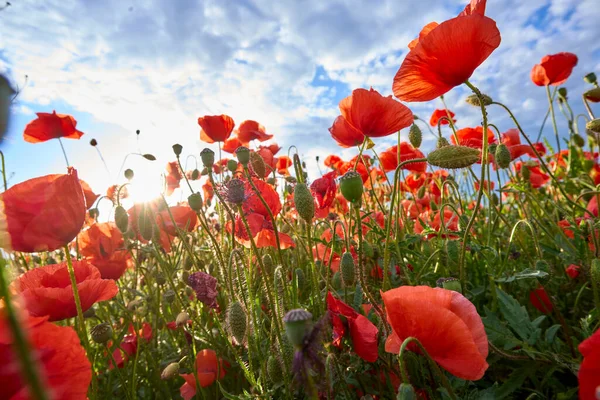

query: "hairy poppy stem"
xmin=545 ymin=85 xmax=562 ymax=155
xmin=0 ymin=258 xmax=50 ymax=400
xmin=397 ymin=337 xmax=457 ymax=400
xmin=63 ymin=246 xmax=90 ymax=347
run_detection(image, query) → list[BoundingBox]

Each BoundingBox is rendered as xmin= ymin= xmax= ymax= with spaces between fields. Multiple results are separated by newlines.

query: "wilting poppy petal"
xmin=393 ymin=15 xmax=501 ymax=102
xmin=530 ymin=52 xmax=578 ymax=87
xmin=578 ymin=328 xmax=600 ymax=400
xmin=311 ymin=172 xmax=337 ymax=215
xmin=408 ymin=22 xmax=439 ymax=50
xmin=23 ymin=111 xmax=84 ymax=143
xmin=0 ymin=307 xmax=92 ymax=399
xmin=236 ymin=120 xmax=273 ymax=144
xmin=339 ymin=88 xmax=413 ymax=138
xmin=382 ymin=286 xmax=488 ymax=380
xmin=0 ymin=167 xmax=86 ymax=253
xmin=12 ymin=260 xmax=119 ymax=321
xmin=198 ymin=114 xmax=235 ymax=143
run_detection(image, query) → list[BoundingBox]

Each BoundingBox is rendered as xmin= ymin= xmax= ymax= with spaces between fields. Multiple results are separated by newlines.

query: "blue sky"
xmin=0 ymin=0 xmax=599 ymax=205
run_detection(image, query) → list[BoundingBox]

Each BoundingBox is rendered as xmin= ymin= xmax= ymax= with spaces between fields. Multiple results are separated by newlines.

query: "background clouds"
xmin=0 ymin=0 xmax=599 ymax=196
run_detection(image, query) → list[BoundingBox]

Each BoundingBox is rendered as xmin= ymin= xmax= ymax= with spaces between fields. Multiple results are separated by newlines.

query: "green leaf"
xmin=495 ymin=268 xmax=548 ymax=283
xmin=353 ymin=283 xmax=363 ymax=312
xmin=545 ymin=324 xmax=561 ymax=344
xmin=482 ymin=307 xmax=521 ymax=350
xmin=496 ymin=288 xmax=539 ymax=345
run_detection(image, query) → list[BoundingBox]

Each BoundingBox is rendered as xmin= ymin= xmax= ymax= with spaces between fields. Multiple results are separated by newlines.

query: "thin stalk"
xmin=546 ymin=85 xmax=561 ymax=154
xmin=58 ymin=137 xmax=70 ymax=167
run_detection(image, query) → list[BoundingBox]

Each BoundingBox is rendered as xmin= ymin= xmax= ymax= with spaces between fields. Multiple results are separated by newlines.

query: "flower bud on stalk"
xmin=584 ymin=72 xmax=597 ymax=85
xmin=235 ymin=146 xmax=250 ymax=166
xmin=340 ymin=171 xmax=363 ymax=204
xmin=250 ymin=152 xmax=266 ymax=178
xmin=200 ymin=148 xmax=215 ymax=169
xmin=176 ymin=311 xmax=190 ymax=327
xmin=408 ymin=124 xmax=422 ymax=148
xmin=436 ymin=137 xmax=450 ymax=149
xmin=465 ymin=93 xmax=493 ymax=107
xmin=495 ymin=144 xmax=511 ymax=169
xmin=294 ymin=183 xmax=315 ymax=223
xmin=188 ymin=192 xmax=203 ymax=211
xmin=586 ymin=119 xmax=600 ymax=134
xmin=427 ymin=146 xmax=480 ymax=169
xmin=115 ymin=205 xmax=129 ymax=233
xmin=161 ymin=362 xmax=180 ymax=380
xmin=172 ymin=144 xmax=183 ymax=157
xmin=227 ymin=159 xmax=238 ymax=172
xmin=340 ymin=251 xmax=355 ymax=287
xmin=227 ymin=301 xmax=247 ymax=344
xmin=91 ymin=322 xmax=113 ymax=344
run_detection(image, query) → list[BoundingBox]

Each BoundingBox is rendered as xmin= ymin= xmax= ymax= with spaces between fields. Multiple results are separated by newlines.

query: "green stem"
xmin=546 ymin=85 xmax=561 ymax=154
xmin=64 ymin=246 xmax=90 ymax=347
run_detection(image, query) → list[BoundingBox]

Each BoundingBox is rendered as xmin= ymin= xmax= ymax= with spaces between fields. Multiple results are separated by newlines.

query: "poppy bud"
xmin=465 ymin=93 xmax=493 ymax=107
xmin=83 ymin=307 xmax=96 ymax=318
xmin=201 ymin=167 xmax=209 ymax=176
xmin=267 ymin=356 xmax=283 ymax=383
xmin=200 ymin=148 xmax=215 ymax=168
xmin=283 ymin=308 xmax=312 ymax=347
xmin=176 ymin=311 xmax=190 ymax=327
xmin=138 ymin=204 xmax=154 ymax=241
xmin=274 ymin=266 xmax=285 ymax=301
xmin=416 ymin=185 xmax=426 ymax=199
xmin=442 ymin=278 xmax=462 ymax=293
xmin=332 ymin=271 xmax=342 ymax=290
xmin=262 ymin=254 xmax=274 ymax=274
xmin=89 ymin=138 xmax=98 ymax=146
xmin=340 ymin=171 xmax=363 ymax=204
xmin=586 ymin=119 xmax=600 ymax=134
xmin=172 ymin=144 xmax=183 ymax=157
xmin=558 ymin=87 xmax=568 ymax=100
xmin=408 ymin=124 xmax=422 ymax=148
xmin=0 ymin=74 xmax=14 ymax=139
xmin=584 ymin=72 xmax=597 ymax=85
xmin=163 ymin=289 xmax=175 ymax=304
xmin=494 ymin=144 xmax=511 ymax=169
xmin=573 ymin=134 xmax=585 ymax=148
xmin=227 ymin=301 xmax=247 ymax=344
xmin=227 ymin=159 xmax=238 ymax=172
xmin=591 ymin=259 xmax=600 ymax=288
xmin=124 ymin=168 xmax=134 ymax=180
xmin=235 ymin=146 xmax=250 ymax=166
xmin=91 ymin=322 xmax=113 ymax=344
xmin=427 ymin=146 xmax=480 ymax=169
xmin=436 ymin=137 xmax=450 ymax=149
xmin=491 ymin=193 xmax=499 ymax=206
xmin=188 ymin=192 xmax=203 ymax=211
xmin=340 ymin=251 xmax=355 ymax=287
xmin=294 ymin=183 xmax=315 ymax=223
xmin=142 ymin=154 xmax=156 ymax=161
xmin=161 ymin=362 xmax=180 ymax=380
xmin=521 ymin=165 xmax=531 ymax=181
xmin=584 ymin=88 xmax=600 ymax=103
xmin=295 ymin=268 xmax=305 ymax=294
xmin=115 ymin=205 xmax=129 ymax=233
xmin=155 ymin=272 xmax=166 ymax=285
xmin=181 ymin=270 xmax=190 ymax=283
xmin=225 ymin=178 xmax=246 ymax=205
xmin=397 ymin=383 xmax=417 ymax=400
xmin=250 ymin=152 xmax=266 ymax=178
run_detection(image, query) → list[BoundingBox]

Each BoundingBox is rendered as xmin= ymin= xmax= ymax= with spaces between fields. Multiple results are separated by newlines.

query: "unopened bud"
xmin=586 ymin=119 xmax=600 ymax=134
xmin=573 ymin=134 xmax=585 ymax=148
xmin=495 ymin=144 xmax=511 ymax=169
xmin=408 ymin=124 xmax=422 ymax=148
xmin=584 ymin=72 xmax=597 ymax=85
xmin=227 ymin=159 xmax=238 ymax=172
xmin=250 ymin=151 xmax=266 ymax=178
xmin=227 ymin=301 xmax=247 ymax=344
xmin=90 ymin=138 xmax=98 ymax=147
xmin=124 ymin=168 xmax=134 ymax=180
xmin=584 ymin=88 xmax=600 ymax=103
xmin=188 ymin=192 xmax=203 ymax=211
xmin=161 ymin=362 xmax=180 ymax=380
xmin=115 ymin=205 xmax=129 ymax=233
xmin=558 ymin=87 xmax=568 ymax=100
xmin=427 ymin=146 xmax=480 ymax=169
xmin=340 ymin=252 xmax=355 ymax=287
xmin=176 ymin=311 xmax=190 ymax=327
xmin=465 ymin=93 xmax=493 ymax=107
xmin=436 ymin=137 xmax=450 ymax=149
xmin=91 ymin=322 xmax=113 ymax=344
xmin=340 ymin=171 xmax=363 ymax=203
xmin=294 ymin=183 xmax=315 ymax=222
xmin=172 ymin=144 xmax=183 ymax=157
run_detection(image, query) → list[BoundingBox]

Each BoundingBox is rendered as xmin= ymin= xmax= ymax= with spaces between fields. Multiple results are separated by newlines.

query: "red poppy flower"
xmin=78 ymin=222 xmax=132 ymax=280
xmin=228 ymin=212 xmax=294 ymax=249
xmin=202 ymin=180 xmax=214 ymax=204
xmin=414 ymin=209 xmax=460 ymax=238
xmin=276 ymin=156 xmax=292 ymax=175
xmin=110 ymin=323 xmax=153 ymax=369
xmin=382 ymin=285 xmax=488 ymax=380
xmin=529 ymin=286 xmax=553 ymax=314
xmin=11 ymin=260 xmax=119 ymax=321
xmin=79 ymin=179 xmax=99 ymax=209
xmin=379 ymin=142 xmax=426 ymax=173
xmin=404 ymin=173 xmax=427 ymax=192
xmin=324 ymin=155 xmax=343 ymax=171
xmin=106 ymin=184 xmax=128 ymax=203
xmin=460 ymin=0 xmax=487 ymax=16
xmin=327 ymin=292 xmax=379 ymax=362
xmin=474 ymin=180 xmax=494 ymax=191
xmin=236 ymin=120 xmax=273 ymax=144
xmin=198 ymin=114 xmax=235 ymax=143
xmin=180 ymin=349 xmax=226 ymax=399
xmin=566 ymin=264 xmax=580 ymax=279
xmin=0 ymin=307 xmax=91 ymax=399
xmin=311 ymin=172 xmax=337 ymax=218
xmin=451 ymin=126 xmax=496 ymax=150
xmin=393 ymin=13 xmax=501 ymax=102
xmin=430 ymin=109 xmax=456 ymax=127
xmin=156 ymin=205 xmax=198 ymax=235
xmin=165 ymin=161 xmax=183 ymax=196
xmin=515 ymin=162 xmax=550 ymax=188
xmin=222 ymin=136 xmax=243 ymax=154
xmin=23 ymin=111 xmax=84 ymax=143
xmin=531 ymin=52 xmax=578 ymax=87
xmin=0 ymin=167 xmax=86 ymax=253
xmin=588 ymin=195 xmax=599 ymax=217
xmin=255 ymin=146 xmax=278 ymax=178
xmin=340 ymin=88 xmax=413 ymax=138
xmin=243 ymin=177 xmax=281 ymax=218
xmin=499 ymin=128 xmax=546 ymax=162
xmin=578 ymin=328 xmax=600 ymax=400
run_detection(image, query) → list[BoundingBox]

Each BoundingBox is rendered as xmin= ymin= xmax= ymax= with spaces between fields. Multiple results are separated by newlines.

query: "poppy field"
xmin=2 ymin=0 xmax=600 ymax=399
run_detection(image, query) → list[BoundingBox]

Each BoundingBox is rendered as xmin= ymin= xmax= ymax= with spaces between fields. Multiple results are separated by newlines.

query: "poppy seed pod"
xmin=332 ymin=271 xmax=342 ymax=290
xmin=397 ymin=383 xmax=417 ymax=400
xmin=436 ymin=137 xmax=450 ymax=149
xmin=427 ymin=146 xmax=480 ymax=169
xmin=558 ymin=87 xmax=568 ymax=100
xmin=225 ymin=178 xmax=246 ymax=205
xmin=294 ymin=183 xmax=315 ymax=223
xmin=115 ymin=205 xmax=129 ymax=233
xmin=142 ymin=153 xmax=156 ymax=161
xmin=283 ymin=308 xmax=313 ymax=347
xmin=161 ymin=362 xmax=180 ymax=380
xmin=250 ymin=151 xmax=266 ymax=178
xmin=172 ymin=143 xmax=183 ymax=157
xmin=227 ymin=301 xmax=247 ymax=344
xmin=188 ymin=192 xmax=203 ymax=211
xmin=465 ymin=93 xmax=493 ymax=107
xmin=89 ymin=138 xmax=98 ymax=146
xmin=340 ymin=171 xmax=363 ymax=204
xmin=91 ymin=322 xmax=113 ymax=344
xmin=124 ymin=168 xmax=134 ymax=180
xmin=340 ymin=251 xmax=355 ymax=287
xmin=408 ymin=124 xmax=422 ymax=148
xmin=586 ymin=119 xmax=600 ymax=134
xmin=494 ymin=144 xmax=511 ymax=169
xmin=200 ymin=148 xmax=215 ymax=168
xmin=584 ymin=72 xmax=597 ymax=85
xmin=235 ymin=146 xmax=250 ymax=166
xmin=163 ymin=289 xmax=175 ymax=304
